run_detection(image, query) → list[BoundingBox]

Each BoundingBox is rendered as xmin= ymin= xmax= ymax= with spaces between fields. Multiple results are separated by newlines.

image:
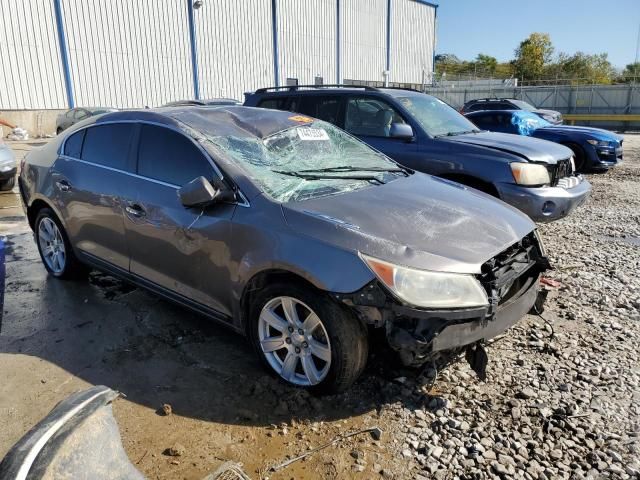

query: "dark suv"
xmin=244 ymin=86 xmax=589 ymax=222
xmin=461 ymin=98 xmax=563 ymax=125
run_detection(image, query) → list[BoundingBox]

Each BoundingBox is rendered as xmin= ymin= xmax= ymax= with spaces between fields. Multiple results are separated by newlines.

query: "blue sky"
xmin=435 ymin=0 xmax=640 ymax=69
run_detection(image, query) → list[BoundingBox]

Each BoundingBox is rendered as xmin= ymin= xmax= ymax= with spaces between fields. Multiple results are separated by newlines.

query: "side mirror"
xmin=178 ymin=176 xmax=235 ymax=208
xmin=389 ymin=123 xmax=414 ymax=140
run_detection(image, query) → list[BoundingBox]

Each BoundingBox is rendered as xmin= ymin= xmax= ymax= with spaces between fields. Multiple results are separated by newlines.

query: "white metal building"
xmin=0 ymin=0 xmax=437 ymax=110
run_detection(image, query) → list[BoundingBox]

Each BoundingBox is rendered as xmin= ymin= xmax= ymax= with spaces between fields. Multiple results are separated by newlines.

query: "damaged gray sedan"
xmin=19 ymin=106 xmax=549 ymax=393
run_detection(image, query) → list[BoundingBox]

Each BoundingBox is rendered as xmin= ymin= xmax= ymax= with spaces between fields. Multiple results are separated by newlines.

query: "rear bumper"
xmin=495 ymin=177 xmax=591 ymax=223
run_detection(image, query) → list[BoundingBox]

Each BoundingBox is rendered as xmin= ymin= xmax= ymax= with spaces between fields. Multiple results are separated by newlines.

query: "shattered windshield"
xmin=206 ymin=120 xmax=408 ymax=202
xmin=397 ymin=95 xmax=481 ymax=138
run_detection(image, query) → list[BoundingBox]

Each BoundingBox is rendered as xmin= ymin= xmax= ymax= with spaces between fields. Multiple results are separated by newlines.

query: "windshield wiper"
xmin=274 ymin=170 xmax=387 ymax=185
xmin=296 ymin=165 xmax=410 ymax=175
xmin=434 ymin=130 xmax=481 ymax=138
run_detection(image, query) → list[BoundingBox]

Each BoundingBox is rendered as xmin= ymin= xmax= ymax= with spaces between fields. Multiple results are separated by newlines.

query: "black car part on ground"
xmin=0 ymin=386 xmax=255 ymax=480
xmin=335 ymin=232 xmax=550 ymax=374
xmin=0 ymin=386 xmax=145 ymax=480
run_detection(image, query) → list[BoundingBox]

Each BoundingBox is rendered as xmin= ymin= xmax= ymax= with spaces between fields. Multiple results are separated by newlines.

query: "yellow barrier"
xmin=563 ymin=114 xmax=640 ymax=124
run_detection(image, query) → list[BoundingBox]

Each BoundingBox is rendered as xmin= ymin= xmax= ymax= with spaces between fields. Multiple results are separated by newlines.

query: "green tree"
xmin=546 ymin=52 xmax=615 ymax=84
xmin=475 ymin=54 xmax=498 ymax=74
xmin=622 ymin=62 xmax=640 ymax=79
xmin=513 ymin=33 xmax=554 ymax=80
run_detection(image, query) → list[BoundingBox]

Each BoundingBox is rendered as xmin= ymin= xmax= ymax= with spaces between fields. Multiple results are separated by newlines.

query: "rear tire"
xmin=34 ymin=208 xmax=88 ymax=280
xmin=56 ymin=127 xmax=63 ymax=135
xmin=249 ymin=282 xmax=368 ymax=395
xmin=0 ymin=176 xmax=15 ymax=191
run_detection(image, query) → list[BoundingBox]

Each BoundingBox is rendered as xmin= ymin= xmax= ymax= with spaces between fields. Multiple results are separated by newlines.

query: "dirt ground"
xmin=1 ymin=136 xmax=639 ymax=479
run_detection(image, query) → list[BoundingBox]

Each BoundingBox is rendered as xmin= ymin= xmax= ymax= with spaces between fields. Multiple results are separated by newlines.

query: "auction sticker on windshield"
xmin=297 ymin=127 xmax=330 ymax=141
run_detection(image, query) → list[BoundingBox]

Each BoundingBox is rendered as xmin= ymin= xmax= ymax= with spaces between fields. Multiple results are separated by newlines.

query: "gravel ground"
xmin=1 ymin=136 xmax=639 ymax=479
xmin=374 ymin=136 xmax=640 ymax=479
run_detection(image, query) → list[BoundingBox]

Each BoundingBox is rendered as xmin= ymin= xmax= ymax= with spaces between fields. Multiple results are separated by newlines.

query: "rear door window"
xmin=258 ymin=97 xmax=290 ymax=111
xmin=63 ymin=130 xmax=85 ymax=158
xmin=298 ymin=96 xmax=343 ymax=126
xmin=81 ymin=124 xmax=134 ymax=171
xmin=137 ymin=124 xmax=213 ymax=187
xmin=344 ymin=96 xmax=406 ymax=137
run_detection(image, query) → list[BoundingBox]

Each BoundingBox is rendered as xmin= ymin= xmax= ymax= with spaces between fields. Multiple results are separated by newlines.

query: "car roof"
xmin=250 ymin=85 xmax=424 ymax=98
xmin=466 ymin=98 xmax=517 ymax=104
xmin=466 ymin=109 xmax=516 ymax=115
xmin=163 ymin=98 xmax=240 ymax=107
xmin=91 ymin=105 xmax=316 ymax=139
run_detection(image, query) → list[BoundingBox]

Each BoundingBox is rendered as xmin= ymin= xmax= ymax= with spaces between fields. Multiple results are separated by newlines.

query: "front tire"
xmin=566 ymin=143 xmax=586 ymax=172
xmin=34 ymin=208 xmax=87 ymax=279
xmin=249 ymin=283 xmax=368 ymax=395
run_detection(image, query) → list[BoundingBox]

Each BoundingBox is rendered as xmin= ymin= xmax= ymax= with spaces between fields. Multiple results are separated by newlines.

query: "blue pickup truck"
xmin=244 ymin=86 xmax=591 ymax=223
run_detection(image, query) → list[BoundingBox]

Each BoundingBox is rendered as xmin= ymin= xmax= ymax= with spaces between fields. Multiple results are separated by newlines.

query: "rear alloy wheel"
xmin=34 ymin=208 xmax=87 ymax=279
xmin=250 ymin=283 xmax=368 ymax=394
xmin=38 ymin=217 xmax=67 ymax=274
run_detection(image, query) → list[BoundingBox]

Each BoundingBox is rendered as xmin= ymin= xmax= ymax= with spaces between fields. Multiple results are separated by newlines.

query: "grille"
xmin=547 ymin=158 xmax=573 ymax=186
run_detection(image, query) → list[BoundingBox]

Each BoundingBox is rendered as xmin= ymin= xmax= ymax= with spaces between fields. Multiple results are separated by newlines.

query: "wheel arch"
xmin=239 ymin=269 xmax=325 ymax=334
xmin=27 ymin=197 xmax=60 ymax=230
xmin=438 ymin=173 xmax=500 ymax=198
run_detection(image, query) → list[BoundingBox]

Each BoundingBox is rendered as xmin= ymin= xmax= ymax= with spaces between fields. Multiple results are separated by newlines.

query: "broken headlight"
xmin=360 ymin=254 xmax=488 ymax=309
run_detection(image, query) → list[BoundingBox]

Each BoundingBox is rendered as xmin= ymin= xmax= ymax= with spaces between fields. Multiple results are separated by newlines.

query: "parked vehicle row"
xmin=244 ymin=86 xmax=591 ymax=222
xmin=19 ymin=86 xmax=621 ymax=393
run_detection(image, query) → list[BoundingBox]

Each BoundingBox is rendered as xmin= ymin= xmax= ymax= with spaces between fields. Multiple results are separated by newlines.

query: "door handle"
xmin=125 ymin=203 xmax=146 ymax=217
xmin=55 ymin=180 xmax=71 ymax=192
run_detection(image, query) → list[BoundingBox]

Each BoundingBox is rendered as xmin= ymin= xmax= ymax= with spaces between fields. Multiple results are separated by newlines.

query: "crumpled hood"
xmin=539 ymin=125 xmax=623 ymax=143
xmin=282 ymin=173 xmax=535 ymax=274
xmin=442 ymin=131 xmax=573 ymax=164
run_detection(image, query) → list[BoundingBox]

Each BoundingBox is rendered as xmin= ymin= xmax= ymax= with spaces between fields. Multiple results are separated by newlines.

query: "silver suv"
xmin=19 ymin=106 xmax=549 ymax=393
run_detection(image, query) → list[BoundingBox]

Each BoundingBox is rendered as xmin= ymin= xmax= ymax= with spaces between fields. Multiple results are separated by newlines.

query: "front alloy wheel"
xmin=258 ymin=296 xmax=332 ymax=386
xmin=250 ymin=283 xmax=369 ymax=394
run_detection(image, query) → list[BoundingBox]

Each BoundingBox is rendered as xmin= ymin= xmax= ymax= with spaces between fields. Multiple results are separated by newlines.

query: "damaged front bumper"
xmin=336 ymin=232 xmax=550 ymax=372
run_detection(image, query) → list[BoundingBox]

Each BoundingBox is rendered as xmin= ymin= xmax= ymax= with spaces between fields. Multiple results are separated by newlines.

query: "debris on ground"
xmin=163 ymin=443 xmax=186 ymax=457
xmin=268 ymin=426 xmax=382 ymax=473
xmin=6 ymin=127 xmax=28 ymax=141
